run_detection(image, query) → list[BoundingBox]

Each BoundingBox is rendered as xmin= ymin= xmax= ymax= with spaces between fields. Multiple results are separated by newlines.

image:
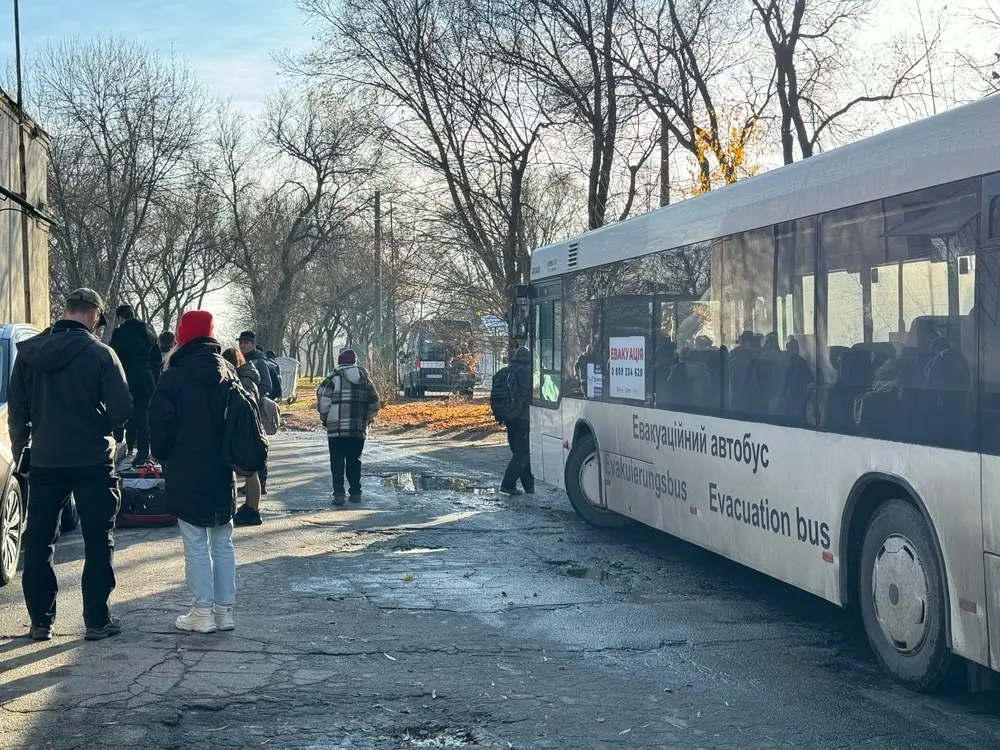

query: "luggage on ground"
xmin=116 ymin=465 xmax=175 ymax=527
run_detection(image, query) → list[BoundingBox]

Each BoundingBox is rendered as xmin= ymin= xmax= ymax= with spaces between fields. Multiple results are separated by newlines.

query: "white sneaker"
xmin=213 ymin=604 xmax=235 ymax=632
xmin=175 ymin=606 xmax=218 ymax=633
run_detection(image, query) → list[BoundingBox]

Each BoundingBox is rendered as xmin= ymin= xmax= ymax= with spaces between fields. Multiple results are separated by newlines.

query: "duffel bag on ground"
xmin=120 ymin=463 xmax=165 ymax=491
xmin=116 ymin=484 xmax=176 ymax=528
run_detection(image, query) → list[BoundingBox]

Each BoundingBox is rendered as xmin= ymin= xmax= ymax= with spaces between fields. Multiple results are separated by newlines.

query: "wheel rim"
xmin=1 ymin=486 xmax=20 ymax=575
xmin=871 ymin=533 xmax=929 ymax=654
xmin=578 ymin=451 xmax=603 ymax=510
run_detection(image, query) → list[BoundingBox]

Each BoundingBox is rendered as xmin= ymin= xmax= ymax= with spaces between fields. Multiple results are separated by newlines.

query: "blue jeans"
xmin=178 ymin=519 xmax=236 ymax=608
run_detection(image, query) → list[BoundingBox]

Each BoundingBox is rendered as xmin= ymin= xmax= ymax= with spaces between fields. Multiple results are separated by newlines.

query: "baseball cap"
xmin=238 ymin=330 xmax=256 ymax=342
xmin=66 ymin=288 xmax=108 ymax=328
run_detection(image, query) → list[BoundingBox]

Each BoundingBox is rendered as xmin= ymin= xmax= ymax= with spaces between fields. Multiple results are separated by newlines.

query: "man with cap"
xmin=8 ymin=288 xmax=133 ymax=641
xmin=237 ymin=331 xmax=274 ymax=493
xmin=238 ymin=332 xmax=275 ymax=398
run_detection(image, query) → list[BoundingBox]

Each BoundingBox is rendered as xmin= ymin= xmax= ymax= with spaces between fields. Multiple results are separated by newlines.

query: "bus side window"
xmin=562 ymin=271 xmax=601 ymax=400
xmin=649 ymin=240 xmax=722 ymax=415
xmin=819 ymin=179 xmax=978 ymax=450
xmin=990 ymin=195 xmax=1000 ymax=242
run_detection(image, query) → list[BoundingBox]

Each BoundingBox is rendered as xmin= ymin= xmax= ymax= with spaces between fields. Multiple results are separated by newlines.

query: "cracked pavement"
xmin=2 ymin=430 xmax=1000 ymax=748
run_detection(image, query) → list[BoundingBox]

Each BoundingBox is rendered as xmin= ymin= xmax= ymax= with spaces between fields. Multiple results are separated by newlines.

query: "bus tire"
xmin=859 ymin=499 xmax=954 ymax=691
xmin=565 ymin=433 xmax=632 ymax=530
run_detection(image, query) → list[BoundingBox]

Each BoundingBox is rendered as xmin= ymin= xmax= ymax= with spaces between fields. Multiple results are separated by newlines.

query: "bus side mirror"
xmin=509 ymin=284 xmax=530 ymax=342
xmin=959 ymin=256 xmax=971 ymax=275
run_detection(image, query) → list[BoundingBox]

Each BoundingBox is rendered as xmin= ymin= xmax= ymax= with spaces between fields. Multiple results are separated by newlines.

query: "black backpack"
xmin=219 ymin=379 xmax=269 ymax=475
xmin=490 ymin=365 xmax=518 ymax=423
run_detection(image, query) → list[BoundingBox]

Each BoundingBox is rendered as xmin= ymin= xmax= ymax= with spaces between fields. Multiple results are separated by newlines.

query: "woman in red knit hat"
xmin=149 ymin=310 xmax=238 ymax=634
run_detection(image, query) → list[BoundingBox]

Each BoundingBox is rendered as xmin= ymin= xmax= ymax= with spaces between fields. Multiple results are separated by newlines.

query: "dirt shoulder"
xmin=282 ymin=378 xmax=503 ymax=442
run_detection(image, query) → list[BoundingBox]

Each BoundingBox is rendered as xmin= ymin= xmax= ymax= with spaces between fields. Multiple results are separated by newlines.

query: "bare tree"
xmin=749 ymin=0 xmax=934 ymax=164
xmin=123 ymin=165 xmax=229 ymax=332
xmin=616 ymin=0 xmax=769 ymax=193
xmin=485 ymin=0 xmax=653 ymax=228
xmin=299 ymin=0 xmax=551 ymax=314
xmin=35 ymin=37 xmax=207 ymax=315
xmin=958 ymin=1 xmax=1000 ymax=95
xmin=211 ymin=90 xmax=380 ymax=350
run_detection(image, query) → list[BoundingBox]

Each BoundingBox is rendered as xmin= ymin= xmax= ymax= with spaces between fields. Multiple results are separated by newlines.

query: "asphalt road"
xmin=1 ymin=430 xmax=1000 ymax=749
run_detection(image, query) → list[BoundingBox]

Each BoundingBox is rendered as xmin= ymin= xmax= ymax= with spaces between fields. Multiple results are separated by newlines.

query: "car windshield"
xmin=418 ymin=323 xmax=473 ymax=360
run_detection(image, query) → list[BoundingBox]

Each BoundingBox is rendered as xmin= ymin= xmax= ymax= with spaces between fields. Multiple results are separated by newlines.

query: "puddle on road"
xmin=392 ymin=546 xmax=449 ymax=555
xmin=397 ymin=727 xmax=477 ymax=747
xmin=565 ymin=567 xmax=615 ymax=583
xmin=380 ymin=473 xmax=497 ymax=495
xmin=564 ymin=567 xmax=656 ymax=604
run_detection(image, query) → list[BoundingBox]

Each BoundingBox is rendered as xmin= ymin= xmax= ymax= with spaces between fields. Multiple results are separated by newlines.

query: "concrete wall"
xmin=0 ymin=93 xmax=49 ymax=329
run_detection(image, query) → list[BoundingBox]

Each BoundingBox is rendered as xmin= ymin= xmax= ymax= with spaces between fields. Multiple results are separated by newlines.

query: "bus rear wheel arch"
xmin=564 ymin=428 xmax=632 ymax=529
xmin=850 ymin=489 xmax=956 ymax=691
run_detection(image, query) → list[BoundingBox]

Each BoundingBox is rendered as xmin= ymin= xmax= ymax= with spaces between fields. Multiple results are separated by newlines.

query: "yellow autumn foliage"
xmin=686 ymin=109 xmax=762 ymax=196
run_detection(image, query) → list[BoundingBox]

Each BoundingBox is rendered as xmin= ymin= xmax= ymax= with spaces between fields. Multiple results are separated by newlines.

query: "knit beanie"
xmin=176 ymin=310 xmax=216 ymax=347
xmin=338 ymin=348 xmax=357 ymax=366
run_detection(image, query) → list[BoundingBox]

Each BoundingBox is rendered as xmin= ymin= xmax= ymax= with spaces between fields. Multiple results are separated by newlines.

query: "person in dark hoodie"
xmin=9 ymin=288 xmax=133 ymax=642
xmin=109 ymin=304 xmax=161 ymax=466
xmin=149 ymin=310 xmax=237 ymax=634
xmin=316 ymin=348 xmax=380 ymax=506
xmin=500 ymin=346 xmax=534 ymax=496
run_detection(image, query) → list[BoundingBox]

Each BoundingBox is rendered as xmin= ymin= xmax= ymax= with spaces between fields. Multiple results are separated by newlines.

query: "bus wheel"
xmin=565 ymin=433 xmax=631 ymax=529
xmin=859 ymin=499 xmax=954 ymax=691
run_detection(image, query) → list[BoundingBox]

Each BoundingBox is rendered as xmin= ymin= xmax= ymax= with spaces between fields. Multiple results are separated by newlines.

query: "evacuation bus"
xmin=511 ymin=94 xmax=1000 ymax=690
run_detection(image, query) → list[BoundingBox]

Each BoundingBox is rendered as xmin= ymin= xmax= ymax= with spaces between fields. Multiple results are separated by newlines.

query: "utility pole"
xmin=13 ymin=0 xmax=30 ymax=323
xmin=374 ymin=190 xmax=383 ymax=354
xmin=659 ymin=116 xmax=670 ymax=208
xmin=389 ymin=201 xmax=398 ymax=383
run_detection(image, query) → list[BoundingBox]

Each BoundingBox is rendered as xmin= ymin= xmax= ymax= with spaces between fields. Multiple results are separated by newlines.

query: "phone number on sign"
xmin=611 ymin=366 xmax=644 ymax=377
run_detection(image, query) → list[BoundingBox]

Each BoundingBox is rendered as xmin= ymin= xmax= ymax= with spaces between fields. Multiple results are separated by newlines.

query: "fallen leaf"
xmin=432 ymin=689 xmax=437 ymax=699
xmin=384 ymin=653 xmax=397 ymax=661
xmin=619 ymin=729 xmax=631 ymax=736
xmin=403 ymin=574 xmax=415 ymax=582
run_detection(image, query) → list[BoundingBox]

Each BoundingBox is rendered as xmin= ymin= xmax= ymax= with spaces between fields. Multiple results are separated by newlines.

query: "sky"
xmin=0 ymin=0 xmax=314 ymax=115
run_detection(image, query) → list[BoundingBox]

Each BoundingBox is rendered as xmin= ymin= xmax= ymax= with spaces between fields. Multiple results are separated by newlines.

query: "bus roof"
xmin=530 ymin=95 xmax=1000 ymax=282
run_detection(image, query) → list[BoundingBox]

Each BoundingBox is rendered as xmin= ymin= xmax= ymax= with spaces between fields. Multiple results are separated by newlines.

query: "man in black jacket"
xmin=109 ymin=304 xmax=160 ymax=466
xmin=9 ymin=288 xmax=133 ymax=642
xmin=500 ymin=346 xmax=534 ymax=496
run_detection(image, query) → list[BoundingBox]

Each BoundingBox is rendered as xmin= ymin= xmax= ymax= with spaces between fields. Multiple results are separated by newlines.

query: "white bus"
xmin=512 ymin=95 xmax=1000 ymax=691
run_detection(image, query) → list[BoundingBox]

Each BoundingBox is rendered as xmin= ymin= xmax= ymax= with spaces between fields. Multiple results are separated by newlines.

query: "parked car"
xmin=0 ymin=323 xmax=83 ymax=586
xmin=400 ymin=320 xmax=478 ymax=398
